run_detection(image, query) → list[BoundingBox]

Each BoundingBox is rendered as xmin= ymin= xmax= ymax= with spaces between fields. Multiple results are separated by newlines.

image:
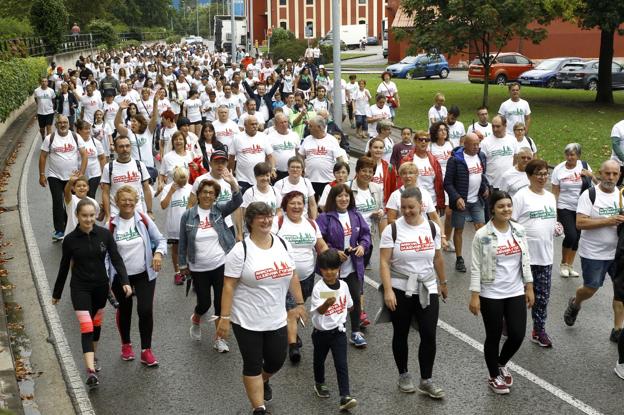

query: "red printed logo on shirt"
xmin=198 ymin=216 xmax=213 ymax=229
xmin=468 ymin=163 xmax=483 ymax=174
xmin=419 ymin=166 xmax=434 ymax=176
xmin=54 ymin=143 xmax=76 ymax=153
xmin=496 ymin=239 xmax=521 ymax=256
xmin=307 ymin=146 xmax=328 ymax=156
xmin=112 ymin=170 xmax=140 ymax=184
xmin=241 ymin=143 xmax=264 ymax=154
xmin=324 ymin=295 xmax=347 ymax=316
xmin=255 ymin=261 xmax=293 ymax=280
xmin=560 ymin=172 xmax=581 ymax=183
xmin=86 ymin=147 xmax=96 ymax=157
xmin=217 ymin=128 xmax=234 ymax=138
xmin=399 ymin=235 xmax=434 ymax=252
xmin=434 ymin=151 xmax=451 ymax=161
xmin=343 ymin=222 xmax=352 ymax=237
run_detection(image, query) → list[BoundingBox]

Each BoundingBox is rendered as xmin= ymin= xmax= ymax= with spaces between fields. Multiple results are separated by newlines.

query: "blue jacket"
xmin=444 ymin=147 xmax=489 ymax=210
xmin=316 ymin=209 xmax=371 ymax=282
xmin=178 ymin=190 xmax=243 ymax=268
xmin=243 ymin=79 xmax=282 ymax=121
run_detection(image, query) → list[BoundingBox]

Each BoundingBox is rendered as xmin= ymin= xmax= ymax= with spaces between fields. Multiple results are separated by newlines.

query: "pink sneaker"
xmin=140 ymin=348 xmax=159 ymax=367
xmin=174 ymin=273 xmax=184 ymax=285
xmin=360 ymin=311 xmax=371 ymax=327
xmin=121 ymin=343 xmax=135 ymax=361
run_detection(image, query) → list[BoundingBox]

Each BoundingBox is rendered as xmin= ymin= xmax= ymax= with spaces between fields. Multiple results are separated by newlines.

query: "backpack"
xmin=580 ymin=160 xmax=593 ymax=195
xmin=108 ymin=212 xmax=156 ymax=253
xmin=108 ymin=159 xmax=145 ymax=183
xmin=390 ymin=220 xmax=437 ymax=243
xmin=49 ymin=131 xmax=79 ymax=151
xmin=241 ymin=234 xmax=288 ymax=262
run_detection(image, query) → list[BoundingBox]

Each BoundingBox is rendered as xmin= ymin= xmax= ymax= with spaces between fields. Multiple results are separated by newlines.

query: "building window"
xmin=279 ymin=21 xmax=287 ymax=30
xmin=305 ymin=21 xmax=314 ymax=38
xmin=358 ymin=0 xmax=366 ymax=4
xmin=306 ymin=0 xmax=314 ymax=5
xmin=279 ymin=0 xmax=287 ymax=5
xmin=358 ymin=19 xmax=366 ymax=25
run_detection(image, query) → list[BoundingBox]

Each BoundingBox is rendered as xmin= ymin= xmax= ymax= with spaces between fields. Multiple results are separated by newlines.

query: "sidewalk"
xmin=342 ymin=120 xmax=403 ymax=157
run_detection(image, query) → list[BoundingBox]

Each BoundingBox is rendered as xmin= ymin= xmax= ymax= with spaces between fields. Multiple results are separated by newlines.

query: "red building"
xmin=245 ymin=0 xmax=388 ymax=44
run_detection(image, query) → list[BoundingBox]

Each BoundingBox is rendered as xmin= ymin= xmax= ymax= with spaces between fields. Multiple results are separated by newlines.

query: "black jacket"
xmin=243 ymin=79 xmax=281 ymax=121
xmin=55 ymin=92 xmax=79 ymax=117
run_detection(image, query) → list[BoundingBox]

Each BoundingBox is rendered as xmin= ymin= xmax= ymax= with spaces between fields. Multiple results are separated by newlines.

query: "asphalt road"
xmin=24 ymin=132 xmax=624 ymax=415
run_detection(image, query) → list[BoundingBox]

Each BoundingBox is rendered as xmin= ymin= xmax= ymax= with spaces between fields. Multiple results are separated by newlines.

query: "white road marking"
xmin=363 ymin=275 xmax=604 ymax=415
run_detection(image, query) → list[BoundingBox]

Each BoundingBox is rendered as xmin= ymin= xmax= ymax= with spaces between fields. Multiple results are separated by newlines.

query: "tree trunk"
xmin=482 ymin=61 xmax=490 ymax=108
xmin=595 ymin=29 xmax=614 ymax=104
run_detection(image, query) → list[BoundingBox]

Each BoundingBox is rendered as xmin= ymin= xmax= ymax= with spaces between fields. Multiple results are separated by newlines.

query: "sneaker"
xmin=564 ymin=297 xmax=580 ymax=327
xmin=94 ymin=357 xmax=101 ymax=372
xmin=349 ymin=332 xmax=367 ymax=348
xmin=339 ymin=396 xmax=357 ymax=411
xmin=359 ymin=311 xmax=371 ymax=328
xmin=296 ymin=334 xmax=303 ymax=348
xmin=443 ymin=240 xmax=456 ymax=252
xmin=214 ymin=337 xmax=230 ymax=353
xmin=498 ymin=366 xmax=513 ymax=387
xmin=190 ymin=315 xmax=201 ymax=341
xmin=398 ymin=372 xmax=416 ymax=393
xmin=288 ymin=343 xmax=301 ymax=363
xmin=314 ymin=383 xmax=330 ymax=398
xmin=140 ymin=348 xmax=159 ymax=367
xmin=417 ymin=379 xmax=445 ymax=399
xmin=488 ymin=375 xmax=510 ymax=394
xmin=263 ymin=380 xmax=272 ymax=402
xmin=252 ymin=406 xmax=270 ymax=415
xmin=121 ymin=343 xmax=135 ymax=361
xmin=85 ymin=370 xmax=99 ymax=389
xmin=174 ymin=273 xmax=184 ymax=285
xmin=52 ymin=231 xmax=64 ymax=241
xmin=455 ymin=257 xmax=466 ymax=273
xmin=531 ymin=330 xmax=553 ymax=348
xmin=559 ymin=263 xmax=570 ymax=278
xmin=610 ymin=328 xmax=623 ymax=343
xmin=568 ymin=267 xmax=580 ymax=278
xmin=615 ymin=361 xmax=624 ymax=380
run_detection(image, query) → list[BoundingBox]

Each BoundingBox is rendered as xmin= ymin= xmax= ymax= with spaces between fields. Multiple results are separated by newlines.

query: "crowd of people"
xmin=37 ymin=41 xmax=624 ymax=414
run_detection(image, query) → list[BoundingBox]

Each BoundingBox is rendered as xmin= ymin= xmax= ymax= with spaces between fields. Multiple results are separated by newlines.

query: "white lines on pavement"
xmin=363 ymin=275 xmax=604 ymax=415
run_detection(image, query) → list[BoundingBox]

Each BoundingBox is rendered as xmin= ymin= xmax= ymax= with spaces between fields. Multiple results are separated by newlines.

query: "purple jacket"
xmin=316 ymin=209 xmax=371 ymax=281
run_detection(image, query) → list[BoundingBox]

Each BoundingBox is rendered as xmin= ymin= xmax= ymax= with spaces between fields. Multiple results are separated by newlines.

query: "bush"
xmin=87 ymin=19 xmax=119 ymax=49
xmin=0 ymin=17 xmax=34 ymax=40
xmin=319 ymin=44 xmax=334 ymax=64
xmin=0 ymin=57 xmax=47 ymax=122
xmin=118 ymin=39 xmax=141 ymax=49
xmin=29 ymin=0 xmax=68 ymax=54
xmin=270 ymin=28 xmax=296 ymax=48
xmin=166 ymin=35 xmax=181 ymax=44
xmin=270 ymin=38 xmax=308 ymax=62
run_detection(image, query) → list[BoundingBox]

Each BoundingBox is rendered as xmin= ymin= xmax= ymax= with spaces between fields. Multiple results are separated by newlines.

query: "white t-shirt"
xmin=41 ymin=132 xmax=85 ymax=180
xmin=34 ymin=87 xmax=56 ymax=115
xmin=365 ymin=104 xmax=392 ymax=137
xmin=160 ymin=151 xmax=193 ymax=183
xmin=184 ymin=98 xmax=203 ymax=123
xmin=479 ymin=227 xmax=525 ymax=299
xmin=189 ymin=207 xmax=226 ymax=271
xmin=102 ymin=101 xmax=120 ymax=132
xmin=276 ymin=216 xmax=321 ymax=279
xmin=81 ymin=138 xmax=105 ymax=179
xmin=202 ymin=99 xmax=218 ymax=122
xmin=217 ymin=95 xmax=240 ymax=121
xmin=379 ymin=217 xmax=440 ymax=292
xmin=364 ymin=136 xmax=393 ymax=164
xmin=224 ymin=236 xmax=295 ymax=331
xmin=268 ymin=130 xmax=299 ymax=172
xmin=319 ymin=183 xmax=333 ymax=209
xmin=551 ymin=160 xmax=591 ymax=211
xmin=467 ymin=122 xmax=493 ymax=140
xmin=137 ymin=99 xmax=154 ymax=119
xmin=160 ymin=183 xmax=192 ymax=240
xmin=337 ymin=211 xmax=354 ymax=277
xmin=273 ymin=177 xmax=315 ymax=217
xmin=512 ymin=188 xmax=557 ymax=265
xmin=499 ymin=168 xmax=529 ymax=197
xmin=465 ymin=153 xmax=484 ymax=203
xmin=80 ymin=95 xmax=103 ymax=125
xmin=352 ymin=89 xmax=371 ymax=115
xmin=413 ymin=155 xmax=437 ymax=201
xmin=498 ymin=98 xmax=531 ymax=134
xmin=176 ymin=80 xmax=191 ymax=100
xmin=128 ymin=130 xmax=154 ymax=168
xmin=310 ymin=98 xmax=330 ymax=113
xmin=386 ymin=186 xmax=435 ymax=220
xmin=577 ymin=187 xmax=620 ymax=260
xmin=298 ymin=135 xmax=343 ymax=183
xmin=345 ymin=81 xmax=358 ymax=102
xmin=114 ymin=217 xmax=147 ymax=275
xmin=377 ymin=81 xmax=398 ymax=100
xmin=352 ymin=185 xmax=379 ymax=229
xmin=231 ymin=132 xmax=273 ymax=185
xmin=64 ymin=195 xmax=99 ymax=236
xmin=213 ymin=119 xmax=239 ymax=151
xmin=310 ymin=279 xmax=353 ymax=332
xmin=159 ymin=126 xmax=178 ymax=154
xmin=242 ymin=185 xmax=281 ymax=215
xmin=516 ymin=136 xmax=537 ymax=154
xmin=101 ymin=159 xmax=149 ymax=215
xmin=191 ymin=173 xmax=235 ymax=228
xmin=428 ymin=106 xmax=447 ymax=127
xmin=480 ymin=134 xmax=518 ymax=189
xmin=447 ymin=121 xmax=466 ymax=148
xmin=610 ymin=120 xmax=624 ymax=165
xmin=429 ymin=142 xmax=453 ymax=178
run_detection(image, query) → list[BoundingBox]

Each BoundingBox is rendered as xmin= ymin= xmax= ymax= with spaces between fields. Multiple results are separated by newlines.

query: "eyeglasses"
xmin=534 ymin=172 xmax=549 ymax=178
xmin=416 ymin=138 xmax=431 ymax=142
xmin=514 ymin=128 xmax=525 ymax=131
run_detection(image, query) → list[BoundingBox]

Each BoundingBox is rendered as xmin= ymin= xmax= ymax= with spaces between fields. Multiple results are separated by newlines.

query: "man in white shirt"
xmin=267 ymin=113 xmax=299 ymax=180
xmin=228 ymin=116 xmax=274 ymax=193
xmin=213 ymin=105 xmax=239 ymax=151
xmin=216 ymin=83 xmax=241 ymax=122
xmin=498 ymin=83 xmax=531 ymax=135
xmin=467 ymin=106 xmax=492 ymax=141
xmin=365 ymin=94 xmax=392 ymax=138
xmin=446 ymin=105 xmax=466 ymax=147
xmin=480 ymin=115 xmax=518 ymax=191
xmin=564 ymin=160 xmax=624 ymax=341
xmin=35 ymin=78 xmax=57 ymax=139
xmin=609 ymin=118 xmax=624 ymax=186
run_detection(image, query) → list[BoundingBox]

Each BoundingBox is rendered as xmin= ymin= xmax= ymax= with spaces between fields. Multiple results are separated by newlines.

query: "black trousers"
xmin=192 ymin=265 xmax=224 ymax=316
xmin=343 ymin=272 xmax=361 ymax=333
xmin=88 ymin=176 xmax=101 ymax=199
xmin=112 ymin=272 xmax=156 ymax=350
xmin=70 ymin=284 xmax=108 ymax=353
xmin=311 ymin=182 xmax=327 ymax=203
xmin=48 ymin=177 xmax=68 ymax=232
xmin=232 ymin=323 xmax=287 ymax=376
xmin=557 ymin=208 xmax=580 ymax=251
xmin=312 ymin=328 xmax=350 ymax=396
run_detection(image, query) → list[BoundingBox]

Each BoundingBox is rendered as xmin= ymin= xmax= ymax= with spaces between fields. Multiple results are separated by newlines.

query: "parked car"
xmin=386 ymin=54 xmax=449 ymax=79
xmin=468 ymin=52 xmax=534 ymax=84
xmin=555 ymin=60 xmax=624 ymax=90
xmin=518 ymin=57 xmax=584 ymax=88
xmin=366 ymin=36 xmax=379 ymax=46
xmin=183 ymin=36 xmax=204 ymax=45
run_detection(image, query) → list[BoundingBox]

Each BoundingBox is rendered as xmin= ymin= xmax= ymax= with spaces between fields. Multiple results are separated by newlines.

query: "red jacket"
xmin=373 ymin=159 xmax=398 ymax=204
xmin=399 ymin=150 xmax=446 ymax=209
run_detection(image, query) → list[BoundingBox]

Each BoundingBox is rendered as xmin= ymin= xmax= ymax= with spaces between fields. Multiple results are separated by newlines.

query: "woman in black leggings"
xmin=469 ymin=190 xmax=534 ymax=395
xmin=53 ymin=199 xmax=132 ymax=388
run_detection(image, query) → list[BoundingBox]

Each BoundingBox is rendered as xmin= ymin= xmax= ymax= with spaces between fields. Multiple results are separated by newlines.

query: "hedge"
xmin=0 ymin=57 xmax=47 ymax=123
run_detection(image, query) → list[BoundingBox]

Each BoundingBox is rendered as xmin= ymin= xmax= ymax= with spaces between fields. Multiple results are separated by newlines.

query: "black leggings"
xmin=389 ymin=289 xmax=439 ymax=379
xmin=88 ymin=176 xmax=101 ymax=199
xmin=48 ymin=177 xmax=68 ymax=232
xmin=480 ymin=295 xmax=526 ymax=378
xmin=112 ymin=272 xmax=156 ymax=350
xmin=232 ymin=323 xmax=287 ymax=376
xmin=311 ymin=182 xmax=327 ymax=203
xmin=557 ymin=208 xmax=580 ymax=251
xmin=343 ymin=272 xmax=361 ymax=333
xmin=70 ymin=284 xmax=108 ymax=353
xmin=192 ymin=265 xmax=224 ymax=316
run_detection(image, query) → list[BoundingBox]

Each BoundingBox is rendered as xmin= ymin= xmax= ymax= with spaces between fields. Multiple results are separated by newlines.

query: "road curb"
xmin=18 ymin=132 xmax=95 ymax=415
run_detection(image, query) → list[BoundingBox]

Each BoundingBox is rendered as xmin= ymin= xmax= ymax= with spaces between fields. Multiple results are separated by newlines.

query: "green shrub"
xmin=270 ymin=38 xmax=307 ymax=62
xmin=0 ymin=17 xmax=34 ymax=40
xmin=319 ymin=44 xmax=334 ymax=64
xmin=166 ymin=35 xmax=181 ymax=44
xmin=270 ymin=28 xmax=296 ymax=48
xmin=0 ymin=57 xmax=47 ymax=122
xmin=29 ymin=0 xmax=68 ymax=54
xmin=87 ymin=19 xmax=119 ymax=49
xmin=118 ymin=39 xmax=141 ymax=49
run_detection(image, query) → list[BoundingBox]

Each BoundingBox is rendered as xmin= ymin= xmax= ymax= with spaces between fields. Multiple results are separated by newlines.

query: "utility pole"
xmin=332 ymin=0 xmax=342 ymax=125
xmin=231 ymin=0 xmax=236 ymax=62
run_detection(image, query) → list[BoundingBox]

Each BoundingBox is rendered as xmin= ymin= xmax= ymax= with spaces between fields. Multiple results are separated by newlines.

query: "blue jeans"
xmin=312 ymin=328 xmax=350 ymax=396
xmin=581 ymin=257 xmax=615 ymax=289
xmin=451 ymin=200 xmax=485 ymax=228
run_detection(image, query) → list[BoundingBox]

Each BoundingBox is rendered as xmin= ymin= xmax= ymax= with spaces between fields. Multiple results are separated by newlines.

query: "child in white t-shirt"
xmin=310 ymin=249 xmax=357 ymax=411
xmin=63 ymin=173 xmax=99 ymax=236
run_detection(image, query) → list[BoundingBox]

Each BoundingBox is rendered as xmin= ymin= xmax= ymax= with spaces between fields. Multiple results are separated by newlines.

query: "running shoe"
xmin=85 ymin=370 xmax=99 ymax=389
xmin=314 ymin=383 xmax=330 ymax=398
xmin=359 ymin=311 xmax=371 ymax=328
xmin=263 ymin=380 xmax=273 ymax=402
xmin=610 ymin=328 xmax=623 ymax=343
xmin=94 ymin=357 xmax=101 ymax=372
xmin=121 ymin=343 xmax=135 ymax=361
xmin=443 ymin=240 xmax=456 ymax=252
xmin=349 ymin=332 xmax=367 ymax=348
xmin=339 ymin=396 xmax=358 ymax=411
xmin=498 ymin=366 xmax=513 ymax=387
xmin=455 ymin=257 xmax=466 ymax=273
xmin=397 ymin=372 xmax=416 ymax=393
xmin=615 ymin=361 xmax=624 ymax=380
xmin=487 ymin=375 xmax=510 ymax=394
xmin=288 ymin=343 xmax=301 ymax=363
xmin=189 ymin=315 xmax=201 ymax=341
xmin=531 ymin=330 xmax=553 ymax=348
xmin=568 ymin=267 xmax=579 ymax=278
xmin=559 ymin=263 xmax=570 ymax=278
xmin=252 ymin=406 xmax=271 ymax=415
xmin=52 ymin=231 xmax=64 ymax=241
xmin=174 ymin=273 xmax=184 ymax=285
xmin=417 ymin=379 xmax=445 ymax=399
xmin=214 ymin=337 xmax=230 ymax=353
xmin=564 ymin=297 xmax=580 ymax=327
xmin=140 ymin=349 xmax=159 ymax=367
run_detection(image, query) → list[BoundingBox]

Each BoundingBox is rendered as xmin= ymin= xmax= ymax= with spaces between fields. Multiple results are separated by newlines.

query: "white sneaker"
xmin=560 ymin=263 xmax=570 ymax=278
xmin=189 ymin=315 xmax=201 ymax=341
xmin=444 ymin=240 xmax=456 ymax=253
xmin=214 ymin=337 xmax=230 ymax=353
xmin=568 ymin=266 xmax=579 ymax=278
xmin=615 ymin=362 xmax=624 ymax=380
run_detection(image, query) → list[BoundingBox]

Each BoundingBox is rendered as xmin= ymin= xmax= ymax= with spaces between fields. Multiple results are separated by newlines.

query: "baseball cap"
xmin=210 ymin=149 xmax=228 ymax=161
xmin=176 ymin=117 xmax=191 ymax=128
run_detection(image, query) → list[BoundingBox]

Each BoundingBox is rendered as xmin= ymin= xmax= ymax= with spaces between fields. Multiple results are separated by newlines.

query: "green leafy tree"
xmin=86 ymin=19 xmax=119 ymax=49
xmin=573 ymin=0 xmax=624 ymax=104
xmin=270 ymin=27 xmax=296 ymax=47
xmin=399 ymin=0 xmax=568 ymax=106
xmin=29 ymin=0 xmax=68 ymax=53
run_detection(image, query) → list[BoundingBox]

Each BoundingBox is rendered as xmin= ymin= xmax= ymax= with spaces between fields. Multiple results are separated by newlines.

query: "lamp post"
xmin=331 ymin=0 xmax=342 ymax=125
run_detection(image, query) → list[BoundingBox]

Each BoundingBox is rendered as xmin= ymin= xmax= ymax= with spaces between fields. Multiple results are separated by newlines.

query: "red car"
xmin=468 ymin=52 xmax=534 ymax=85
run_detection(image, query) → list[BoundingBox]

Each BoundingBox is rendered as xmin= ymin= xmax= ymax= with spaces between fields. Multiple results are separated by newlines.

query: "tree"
xmin=399 ymin=0 xmax=568 ymax=106
xmin=573 ymin=1 xmax=624 ymax=104
xmin=86 ymin=19 xmax=120 ymax=49
xmin=29 ymin=0 xmax=68 ymax=54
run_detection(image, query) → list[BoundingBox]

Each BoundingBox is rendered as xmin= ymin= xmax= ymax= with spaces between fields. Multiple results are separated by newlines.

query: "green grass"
xmin=343 ymin=75 xmax=624 ymax=168
xmin=339 ymin=52 xmax=376 ymax=61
